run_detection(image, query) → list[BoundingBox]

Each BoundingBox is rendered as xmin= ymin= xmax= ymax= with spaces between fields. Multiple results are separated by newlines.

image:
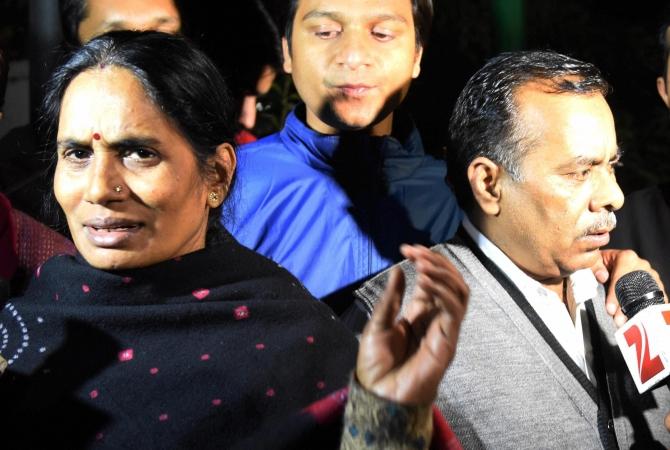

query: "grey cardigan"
xmin=355 ymin=235 xmax=670 ymax=449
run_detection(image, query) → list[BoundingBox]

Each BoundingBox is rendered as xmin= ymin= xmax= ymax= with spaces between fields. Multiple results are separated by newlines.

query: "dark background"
xmin=408 ymin=0 xmax=670 ymax=193
xmin=2 ymin=0 xmax=670 ymax=194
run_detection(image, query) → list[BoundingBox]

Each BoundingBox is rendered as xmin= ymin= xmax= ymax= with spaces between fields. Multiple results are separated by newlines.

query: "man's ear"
xmin=282 ymin=37 xmax=293 ymax=74
xmin=467 ymin=157 xmax=504 ymax=216
xmin=207 ymin=143 xmax=236 ymax=207
xmin=412 ymin=45 xmax=423 ymax=79
xmin=657 ymin=76 xmax=670 ymax=108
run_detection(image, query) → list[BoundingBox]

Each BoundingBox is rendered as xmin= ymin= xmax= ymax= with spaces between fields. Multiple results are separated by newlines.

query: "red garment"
xmin=0 ymin=193 xmax=18 ymax=280
xmin=11 ymin=208 xmax=76 ymax=275
xmin=234 ymin=128 xmax=258 ymax=145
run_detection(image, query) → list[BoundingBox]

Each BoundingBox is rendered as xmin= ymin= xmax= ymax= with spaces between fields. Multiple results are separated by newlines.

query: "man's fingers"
xmin=605 ymin=286 xmax=627 ymax=325
xmin=591 ymin=250 xmax=609 ymax=284
xmin=613 ymin=310 xmax=628 ymax=327
xmin=368 ymin=267 xmax=405 ymax=332
xmin=601 ymin=249 xmax=667 ymax=324
xmin=605 ymin=291 xmax=618 ymax=316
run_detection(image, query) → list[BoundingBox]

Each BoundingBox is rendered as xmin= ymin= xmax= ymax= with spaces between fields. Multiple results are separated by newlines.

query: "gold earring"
xmin=208 ymin=191 xmax=220 ymax=204
xmin=113 ymin=185 xmax=123 ymax=193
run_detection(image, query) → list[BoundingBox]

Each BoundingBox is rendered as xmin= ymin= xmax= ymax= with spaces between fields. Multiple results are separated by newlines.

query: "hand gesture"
xmin=593 ymin=249 xmax=665 ymax=327
xmin=356 ymin=244 xmax=469 ymax=405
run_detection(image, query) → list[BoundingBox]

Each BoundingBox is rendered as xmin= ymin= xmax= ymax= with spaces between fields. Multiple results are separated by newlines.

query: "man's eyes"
xmin=314 ymin=29 xmax=341 ymax=39
xmin=371 ymin=29 xmax=394 ymax=41
xmin=310 ymin=25 xmax=397 ymax=41
xmin=569 ymin=168 xmax=591 ymax=181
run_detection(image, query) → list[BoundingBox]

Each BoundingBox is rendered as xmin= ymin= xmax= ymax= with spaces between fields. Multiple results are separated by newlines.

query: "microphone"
xmin=614 ymin=270 xmax=670 ymax=394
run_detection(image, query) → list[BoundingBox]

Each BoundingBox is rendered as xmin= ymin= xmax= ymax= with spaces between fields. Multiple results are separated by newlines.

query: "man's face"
xmin=78 ymin=0 xmax=181 ymax=44
xmin=492 ymin=83 xmax=624 ymax=281
xmin=283 ymin=0 xmax=422 ymax=136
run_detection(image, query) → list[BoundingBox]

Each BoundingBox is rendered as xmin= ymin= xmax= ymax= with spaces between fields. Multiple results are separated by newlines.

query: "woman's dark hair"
xmin=41 ymin=30 xmax=236 ymax=242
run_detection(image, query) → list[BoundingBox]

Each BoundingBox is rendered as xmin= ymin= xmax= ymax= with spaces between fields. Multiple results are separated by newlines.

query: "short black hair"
xmin=284 ymin=0 xmax=433 ymax=51
xmin=448 ymin=50 xmax=609 ymax=212
xmin=58 ymin=0 xmax=184 ymax=46
xmin=58 ymin=0 xmax=87 ymax=46
xmin=41 ymin=31 xmax=236 ymax=239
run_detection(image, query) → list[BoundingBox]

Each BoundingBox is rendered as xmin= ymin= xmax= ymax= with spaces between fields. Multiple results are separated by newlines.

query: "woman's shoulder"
xmin=210 ymin=232 xmax=316 ymax=301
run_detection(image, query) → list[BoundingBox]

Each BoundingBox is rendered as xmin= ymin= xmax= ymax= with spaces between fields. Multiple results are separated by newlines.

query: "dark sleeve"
xmin=337 ymin=299 xmax=371 ymax=334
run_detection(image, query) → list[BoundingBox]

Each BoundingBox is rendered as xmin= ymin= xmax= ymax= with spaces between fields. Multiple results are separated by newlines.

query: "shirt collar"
xmin=278 ymin=105 xmax=425 ymax=170
xmin=461 ymin=215 xmax=598 ymax=304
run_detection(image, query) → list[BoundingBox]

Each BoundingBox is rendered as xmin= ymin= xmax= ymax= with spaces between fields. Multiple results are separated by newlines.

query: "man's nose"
xmin=334 ymin=30 xmax=373 ymax=70
xmin=590 ymin=168 xmax=624 ymax=212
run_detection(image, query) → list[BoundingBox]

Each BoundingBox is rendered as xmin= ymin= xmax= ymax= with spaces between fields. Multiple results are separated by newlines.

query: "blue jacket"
xmin=223 ymin=107 xmax=462 ymax=299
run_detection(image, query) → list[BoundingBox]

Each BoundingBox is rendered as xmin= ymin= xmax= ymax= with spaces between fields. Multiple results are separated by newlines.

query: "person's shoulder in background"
xmin=608 ymin=182 xmax=670 ymax=290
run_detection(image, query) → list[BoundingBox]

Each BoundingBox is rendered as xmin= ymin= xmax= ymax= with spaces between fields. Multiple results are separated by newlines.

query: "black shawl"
xmin=0 ymin=232 xmax=358 ymax=449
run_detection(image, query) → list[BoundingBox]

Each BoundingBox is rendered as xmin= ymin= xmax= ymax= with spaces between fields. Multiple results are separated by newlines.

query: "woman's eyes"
xmin=61 ymin=147 xmax=159 ymax=166
xmin=63 ymin=148 xmax=92 ymax=162
xmin=124 ymin=148 xmax=158 ymax=161
xmin=121 ymin=148 xmax=161 ymax=168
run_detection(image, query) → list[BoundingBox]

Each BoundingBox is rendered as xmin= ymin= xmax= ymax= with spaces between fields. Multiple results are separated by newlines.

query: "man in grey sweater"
xmin=356 ymin=50 xmax=670 ymax=449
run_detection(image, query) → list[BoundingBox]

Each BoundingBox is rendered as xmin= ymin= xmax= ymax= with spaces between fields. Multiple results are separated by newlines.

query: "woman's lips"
xmin=83 ymin=223 xmax=143 ymax=248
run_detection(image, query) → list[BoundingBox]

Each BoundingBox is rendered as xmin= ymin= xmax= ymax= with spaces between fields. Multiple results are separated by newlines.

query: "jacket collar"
xmin=278 ymin=104 xmax=426 ymax=171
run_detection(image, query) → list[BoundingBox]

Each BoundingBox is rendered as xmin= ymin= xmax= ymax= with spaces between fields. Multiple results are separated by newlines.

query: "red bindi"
xmin=93 ymin=133 xmax=101 ymax=141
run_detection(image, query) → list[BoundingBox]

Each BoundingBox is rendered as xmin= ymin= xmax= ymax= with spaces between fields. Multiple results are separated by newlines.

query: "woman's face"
xmin=55 ymin=66 xmax=232 ymax=270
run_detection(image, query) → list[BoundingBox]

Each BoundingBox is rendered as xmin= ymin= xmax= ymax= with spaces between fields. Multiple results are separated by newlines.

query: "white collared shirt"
xmin=462 ymin=216 xmax=598 ymax=382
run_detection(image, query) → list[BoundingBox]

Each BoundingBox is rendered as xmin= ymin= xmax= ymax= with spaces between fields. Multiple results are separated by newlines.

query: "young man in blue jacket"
xmin=224 ymin=0 xmax=462 ymax=302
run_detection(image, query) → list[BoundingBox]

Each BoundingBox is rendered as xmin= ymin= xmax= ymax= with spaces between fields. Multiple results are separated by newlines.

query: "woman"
xmin=0 ymin=32 xmax=467 ymax=449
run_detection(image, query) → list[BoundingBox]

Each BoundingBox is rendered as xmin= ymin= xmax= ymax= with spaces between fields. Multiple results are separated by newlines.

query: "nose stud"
xmin=113 ymin=185 xmax=123 ymax=193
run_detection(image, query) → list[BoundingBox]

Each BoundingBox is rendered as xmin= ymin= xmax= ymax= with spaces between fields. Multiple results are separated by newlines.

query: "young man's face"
xmin=283 ymin=0 xmax=423 ymax=136
xmin=77 ymin=0 xmax=181 ymax=44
